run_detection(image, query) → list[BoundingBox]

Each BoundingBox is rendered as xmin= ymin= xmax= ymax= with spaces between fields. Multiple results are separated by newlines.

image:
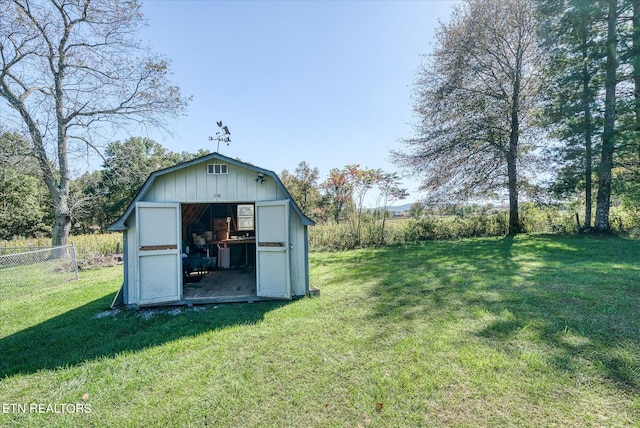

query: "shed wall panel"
xmin=143 ymin=162 xmax=290 ymax=204
xmin=161 ymin=175 xmax=168 ymax=201
xmin=124 ymin=212 xmax=138 ymax=305
xmin=289 ymin=215 xmax=307 ymax=296
xmin=175 ymin=169 xmax=187 ymax=201
xmin=232 ymin=165 xmax=243 ymax=200
xmin=164 ymin=172 xmax=176 ymax=201
xmin=185 ymin=165 xmax=198 ymax=201
xmin=215 ymin=168 xmax=229 ymax=200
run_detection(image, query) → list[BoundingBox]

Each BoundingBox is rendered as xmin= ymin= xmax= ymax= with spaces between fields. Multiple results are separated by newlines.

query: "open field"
xmin=1 ymin=234 xmax=639 ymax=427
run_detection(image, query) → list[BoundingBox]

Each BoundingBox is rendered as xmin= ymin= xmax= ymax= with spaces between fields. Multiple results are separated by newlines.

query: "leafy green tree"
xmin=0 ymin=132 xmax=51 ymax=239
xmin=614 ymin=0 xmax=640 ymax=225
xmin=594 ymin=0 xmax=620 ymax=231
xmin=320 ymin=168 xmax=352 ymax=224
xmin=69 ymin=170 xmax=106 ymax=234
xmin=536 ymin=0 xmax=640 ymax=231
xmin=97 ymin=137 xmax=203 ymax=229
xmin=344 ymin=165 xmax=378 ymax=243
xmin=280 ymin=161 xmax=321 ymax=220
xmin=408 ymin=202 xmax=425 ymax=219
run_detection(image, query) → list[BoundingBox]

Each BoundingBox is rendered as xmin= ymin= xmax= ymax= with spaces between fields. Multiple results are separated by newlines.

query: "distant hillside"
xmin=385 ymin=203 xmax=414 ymax=212
xmin=363 ymin=203 xmax=416 ymax=212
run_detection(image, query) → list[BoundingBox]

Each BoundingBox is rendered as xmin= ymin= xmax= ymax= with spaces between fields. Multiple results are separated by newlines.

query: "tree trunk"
xmin=633 ymin=0 xmax=640 ymax=128
xmin=508 ymin=40 xmax=523 ymax=235
xmin=595 ymin=0 xmax=618 ymax=232
xmin=507 ymin=103 xmax=521 ymax=234
xmin=582 ymin=35 xmax=593 ymax=229
xmin=632 ymin=0 xmax=640 ymax=180
xmin=50 ymin=188 xmax=71 ymax=246
xmin=19 ymin=104 xmax=70 ymax=246
xmin=507 ymin=145 xmax=520 ymax=234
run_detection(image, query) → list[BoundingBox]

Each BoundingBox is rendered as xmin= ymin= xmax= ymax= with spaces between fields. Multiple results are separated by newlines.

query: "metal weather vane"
xmin=209 ymin=121 xmax=231 ymax=152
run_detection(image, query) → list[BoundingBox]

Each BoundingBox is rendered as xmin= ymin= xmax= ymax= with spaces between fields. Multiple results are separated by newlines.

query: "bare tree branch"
xmin=393 ymin=0 xmax=545 ymax=233
xmin=0 ymin=0 xmax=190 ymax=245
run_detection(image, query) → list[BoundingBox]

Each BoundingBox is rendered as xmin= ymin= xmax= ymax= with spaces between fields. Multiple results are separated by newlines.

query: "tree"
xmin=614 ymin=0 xmax=640 ymax=225
xmin=0 ymin=0 xmax=189 ymax=246
xmin=408 ymin=202 xmax=425 ymax=219
xmin=393 ymin=0 xmax=544 ymax=234
xmin=0 ymin=132 xmax=52 ymax=239
xmin=343 ymin=165 xmax=378 ymax=243
xmin=536 ymin=0 xmax=640 ymax=232
xmin=96 ymin=137 xmax=203 ymax=230
xmin=280 ymin=161 xmax=321 ymax=220
xmin=537 ymin=0 xmax=606 ymax=229
xmin=320 ymin=168 xmax=352 ymax=224
xmin=69 ymin=169 xmax=104 ymax=234
xmin=375 ymin=172 xmax=408 ymax=244
xmin=595 ymin=0 xmax=619 ymax=231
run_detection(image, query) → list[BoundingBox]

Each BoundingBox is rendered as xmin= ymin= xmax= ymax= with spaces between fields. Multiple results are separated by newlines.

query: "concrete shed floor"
xmin=182 ymin=268 xmax=256 ymax=300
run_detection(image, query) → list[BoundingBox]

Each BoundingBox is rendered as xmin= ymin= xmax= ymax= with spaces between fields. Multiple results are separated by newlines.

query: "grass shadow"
xmin=0 ymin=295 xmax=289 ymax=378
xmin=363 ymin=234 xmax=640 ymax=391
xmin=365 ymin=236 xmax=518 ymax=319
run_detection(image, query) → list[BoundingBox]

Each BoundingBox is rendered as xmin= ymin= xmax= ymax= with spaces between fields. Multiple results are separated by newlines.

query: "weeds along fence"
xmin=0 ymin=245 xmax=79 ymax=293
xmin=308 ymin=210 xmax=583 ymax=251
xmin=1 ymin=233 xmax=123 ymax=268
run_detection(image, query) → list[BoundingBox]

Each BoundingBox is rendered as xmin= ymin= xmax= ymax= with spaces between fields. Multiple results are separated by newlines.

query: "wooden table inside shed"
xmin=213 ymin=237 xmax=256 ymax=268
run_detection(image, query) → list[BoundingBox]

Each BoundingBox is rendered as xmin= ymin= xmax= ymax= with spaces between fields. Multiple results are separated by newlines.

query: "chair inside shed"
xmin=181 ymin=203 xmax=257 ymax=301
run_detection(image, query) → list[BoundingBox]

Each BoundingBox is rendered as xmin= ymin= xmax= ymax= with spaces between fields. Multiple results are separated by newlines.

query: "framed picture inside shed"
xmin=237 ymin=204 xmax=255 ymax=230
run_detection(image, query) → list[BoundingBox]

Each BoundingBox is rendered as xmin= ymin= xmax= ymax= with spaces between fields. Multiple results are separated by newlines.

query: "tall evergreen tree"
xmin=595 ymin=0 xmax=620 ymax=231
xmin=614 ymin=0 xmax=640 ymax=219
xmin=537 ymin=0 xmax=606 ymax=228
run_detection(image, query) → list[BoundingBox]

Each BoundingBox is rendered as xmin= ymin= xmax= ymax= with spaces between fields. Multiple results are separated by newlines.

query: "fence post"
xmin=70 ymin=242 xmax=79 ymax=280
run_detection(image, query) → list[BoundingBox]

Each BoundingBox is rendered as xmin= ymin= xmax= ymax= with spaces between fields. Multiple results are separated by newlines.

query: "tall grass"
xmin=0 ymin=233 xmax=123 ymax=267
xmin=310 ymin=206 xmax=637 ymax=250
xmin=69 ymin=234 xmax=123 ymax=263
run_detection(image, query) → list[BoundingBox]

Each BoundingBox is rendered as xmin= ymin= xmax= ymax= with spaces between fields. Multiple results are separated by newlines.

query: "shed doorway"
xmin=181 ymin=203 xmax=257 ymax=302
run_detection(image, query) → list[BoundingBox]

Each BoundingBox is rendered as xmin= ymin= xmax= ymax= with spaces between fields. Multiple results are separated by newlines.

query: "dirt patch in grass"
xmin=77 ymin=253 xmax=123 ymax=270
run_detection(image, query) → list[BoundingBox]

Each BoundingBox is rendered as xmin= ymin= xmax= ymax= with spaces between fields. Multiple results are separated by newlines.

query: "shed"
xmin=108 ymin=152 xmax=315 ymax=308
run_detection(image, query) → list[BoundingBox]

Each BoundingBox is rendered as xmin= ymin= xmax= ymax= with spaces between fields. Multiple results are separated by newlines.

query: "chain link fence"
xmin=0 ymin=244 xmax=79 ymax=298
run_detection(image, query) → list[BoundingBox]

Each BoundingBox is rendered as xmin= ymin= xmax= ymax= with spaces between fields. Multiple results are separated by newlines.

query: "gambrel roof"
xmin=108 ymin=152 xmax=315 ymax=231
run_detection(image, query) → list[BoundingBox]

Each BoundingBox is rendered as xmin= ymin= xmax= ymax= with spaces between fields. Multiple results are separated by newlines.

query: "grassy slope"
xmin=1 ymin=235 xmax=639 ymax=427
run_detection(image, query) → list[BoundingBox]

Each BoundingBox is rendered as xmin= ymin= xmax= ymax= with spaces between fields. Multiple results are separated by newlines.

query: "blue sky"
xmin=138 ymin=0 xmax=459 ymax=205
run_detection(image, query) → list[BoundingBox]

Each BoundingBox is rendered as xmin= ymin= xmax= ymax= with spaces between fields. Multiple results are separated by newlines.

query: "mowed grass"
xmin=1 ymin=235 xmax=639 ymax=427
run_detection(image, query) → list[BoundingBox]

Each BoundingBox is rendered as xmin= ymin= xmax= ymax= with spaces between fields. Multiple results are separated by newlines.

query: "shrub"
xmin=402 ymin=217 xmax=437 ymax=241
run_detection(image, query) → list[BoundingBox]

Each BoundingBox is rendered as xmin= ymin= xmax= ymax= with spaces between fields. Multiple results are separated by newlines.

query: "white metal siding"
xmin=124 ymin=211 xmax=137 ymax=305
xmin=141 ymin=163 xmax=286 ymax=203
xmin=289 ymin=215 xmax=308 ymax=296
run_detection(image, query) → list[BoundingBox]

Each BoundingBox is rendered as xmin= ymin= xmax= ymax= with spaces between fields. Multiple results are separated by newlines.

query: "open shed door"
xmin=135 ymin=202 xmax=182 ymax=305
xmin=256 ymin=200 xmax=291 ymax=299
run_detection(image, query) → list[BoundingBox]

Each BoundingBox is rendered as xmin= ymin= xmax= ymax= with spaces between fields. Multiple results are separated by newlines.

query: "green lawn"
xmin=1 ymin=235 xmax=639 ymax=427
